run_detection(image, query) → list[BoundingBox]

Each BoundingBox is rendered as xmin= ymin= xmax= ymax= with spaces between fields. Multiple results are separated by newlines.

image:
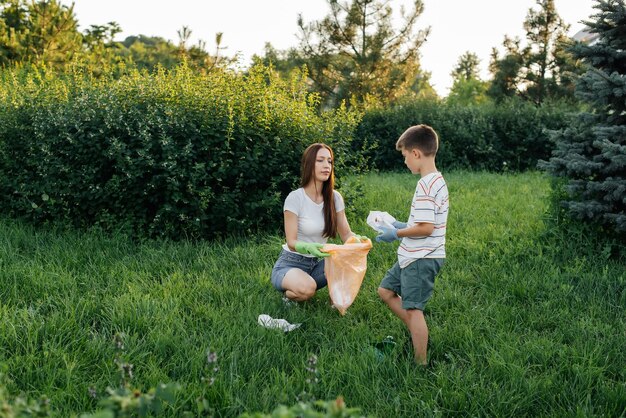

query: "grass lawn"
xmin=0 ymin=171 xmax=624 ymax=417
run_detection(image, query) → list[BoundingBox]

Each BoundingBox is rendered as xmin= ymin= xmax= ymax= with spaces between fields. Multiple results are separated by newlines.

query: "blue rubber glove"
xmin=375 ymin=226 xmax=399 ymax=243
xmin=295 ymin=241 xmax=330 ymax=258
xmin=392 ymin=221 xmax=407 ymax=229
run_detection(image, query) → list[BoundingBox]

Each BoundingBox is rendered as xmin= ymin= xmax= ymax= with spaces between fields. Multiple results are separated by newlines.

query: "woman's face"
xmin=314 ymin=147 xmax=333 ymax=183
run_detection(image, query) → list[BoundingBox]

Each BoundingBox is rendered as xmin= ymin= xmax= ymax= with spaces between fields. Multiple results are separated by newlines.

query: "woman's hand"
xmin=295 ymin=242 xmax=330 ymax=258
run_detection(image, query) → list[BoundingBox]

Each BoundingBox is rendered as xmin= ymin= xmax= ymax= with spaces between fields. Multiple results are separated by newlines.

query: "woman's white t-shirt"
xmin=282 ymin=188 xmax=345 ymax=256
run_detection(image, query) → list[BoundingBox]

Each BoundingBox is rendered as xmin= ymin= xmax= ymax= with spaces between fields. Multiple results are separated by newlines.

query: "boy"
xmin=375 ymin=124 xmax=449 ymax=365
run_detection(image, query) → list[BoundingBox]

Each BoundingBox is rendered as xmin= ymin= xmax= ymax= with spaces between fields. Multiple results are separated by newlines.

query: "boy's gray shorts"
xmin=270 ymin=249 xmax=327 ymax=291
xmin=379 ymin=258 xmax=444 ymax=310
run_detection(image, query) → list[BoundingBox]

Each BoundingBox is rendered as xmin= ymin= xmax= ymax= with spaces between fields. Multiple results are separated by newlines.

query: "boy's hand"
xmin=392 ymin=221 xmax=407 ymax=229
xmin=295 ymin=241 xmax=330 ymax=258
xmin=375 ymin=226 xmax=399 ymax=243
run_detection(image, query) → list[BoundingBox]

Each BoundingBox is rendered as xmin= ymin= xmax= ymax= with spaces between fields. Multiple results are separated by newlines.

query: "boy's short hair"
xmin=395 ymin=124 xmax=439 ymax=156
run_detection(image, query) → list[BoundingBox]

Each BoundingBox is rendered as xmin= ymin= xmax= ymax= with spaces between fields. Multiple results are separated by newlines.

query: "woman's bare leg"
xmin=282 ymin=268 xmax=317 ymax=301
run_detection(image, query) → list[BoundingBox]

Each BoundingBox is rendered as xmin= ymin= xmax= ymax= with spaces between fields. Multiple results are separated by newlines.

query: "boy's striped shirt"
xmin=398 ymin=171 xmax=449 ymax=268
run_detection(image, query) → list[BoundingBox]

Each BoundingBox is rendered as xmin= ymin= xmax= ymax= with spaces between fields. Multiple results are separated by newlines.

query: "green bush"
xmin=0 ymin=64 xmax=360 ymax=239
xmin=354 ymin=98 xmax=574 ymax=171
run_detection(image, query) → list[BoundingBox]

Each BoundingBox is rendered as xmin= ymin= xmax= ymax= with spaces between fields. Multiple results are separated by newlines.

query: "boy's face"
xmin=401 ymin=147 xmax=420 ymax=174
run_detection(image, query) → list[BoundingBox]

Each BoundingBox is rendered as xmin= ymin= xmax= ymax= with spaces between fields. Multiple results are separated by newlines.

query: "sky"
xmin=71 ymin=0 xmax=596 ymax=97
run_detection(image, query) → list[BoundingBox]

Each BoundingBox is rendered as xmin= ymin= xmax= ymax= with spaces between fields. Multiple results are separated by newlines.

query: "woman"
xmin=270 ymin=143 xmax=362 ymax=302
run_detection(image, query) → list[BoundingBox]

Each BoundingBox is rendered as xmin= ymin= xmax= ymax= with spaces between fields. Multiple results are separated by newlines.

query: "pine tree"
xmin=488 ymin=0 xmax=580 ymax=103
xmin=297 ymin=0 xmax=432 ymax=107
xmin=448 ymin=51 xmax=488 ymax=105
xmin=540 ymin=0 xmax=626 ymax=236
xmin=0 ymin=0 xmax=82 ymax=67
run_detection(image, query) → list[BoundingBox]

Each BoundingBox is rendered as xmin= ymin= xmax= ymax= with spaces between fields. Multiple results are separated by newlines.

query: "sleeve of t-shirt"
xmin=284 ymin=190 xmax=301 ymax=215
xmin=409 ymin=179 xmax=436 ymax=224
xmin=333 ymin=190 xmax=345 ymax=212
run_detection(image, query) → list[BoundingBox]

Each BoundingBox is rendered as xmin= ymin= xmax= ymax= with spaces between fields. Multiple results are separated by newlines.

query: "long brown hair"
xmin=300 ymin=143 xmax=337 ymax=238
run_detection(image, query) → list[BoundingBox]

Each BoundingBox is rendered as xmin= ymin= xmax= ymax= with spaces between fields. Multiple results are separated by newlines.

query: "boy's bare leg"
xmin=378 ymin=287 xmax=428 ymax=365
xmin=377 ymin=287 xmax=409 ymax=324
xmin=406 ymin=309 xmax=428 ymax=365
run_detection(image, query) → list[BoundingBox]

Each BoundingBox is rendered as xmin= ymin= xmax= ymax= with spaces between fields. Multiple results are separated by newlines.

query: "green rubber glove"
xmin=295 ymin=241 xmax=330 ymax=258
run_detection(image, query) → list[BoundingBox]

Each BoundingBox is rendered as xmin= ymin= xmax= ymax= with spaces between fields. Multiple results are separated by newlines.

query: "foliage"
xmin=354 ymin=97 xmax=575 ymax=171
xmin=446 ymin=77 xmax=489 ymax=106
xmin=0 ymin=172 xmax=624 ymax=417
xmin=296 ymin=0 xmax=433 ymax=108
xmin=80 ymin=31 xmax=234 ymax=76
xmin=112 ymin=30 xmax=235 ymax=75
xmin=78 ymin=22 xmax=128 ymax=77
xmin=241 ymin=397 xmax=363 ymax=418
xmin=1 ymin=344 xmax=355 ymax=418
xmin=0 ymin=64 xmax=360 ymax=239
xmin=0 ymin=0 xmax=81 ymax=67
xmin=251 ymin=43 xmax=307 ymax=78
xmin=118 ymin=35 xmax=180 ymax=71
xmin=0 ymin=1 xmax=233 ymax=75
xmin=488 ymin=0 xmax=582 ymax=103
xmin=450 ymin=51 xmax=480 ymax=82
xmin=447 ymin=51 xmax=489 ymax=105
xmin=0 ymin=374 xmax=360 ymax=418
xmin=539 ymin=0 xmax=626 ymax=239
xmin=79 ymin=384 xmax=181 ymax=418
xmin=0 ymin=372 xmax=51 ymax=417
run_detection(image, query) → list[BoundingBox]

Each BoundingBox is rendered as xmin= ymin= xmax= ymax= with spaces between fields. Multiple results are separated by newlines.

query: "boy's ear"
xmin=412 ymin=148 xmax=421 ymax=158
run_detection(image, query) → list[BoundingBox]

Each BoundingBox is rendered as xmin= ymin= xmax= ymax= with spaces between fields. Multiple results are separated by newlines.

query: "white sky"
xmin=71 ymin=0 xmax=596 ymax=97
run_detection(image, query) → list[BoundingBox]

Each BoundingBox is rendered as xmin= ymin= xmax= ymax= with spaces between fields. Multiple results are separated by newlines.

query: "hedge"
xmin=0 ymin=64 xmax=580 ymax=240
xmin=354 ymin=98 xmax=576 ymax=171
xmin=0 ymin=65 xmax=359 ymax=239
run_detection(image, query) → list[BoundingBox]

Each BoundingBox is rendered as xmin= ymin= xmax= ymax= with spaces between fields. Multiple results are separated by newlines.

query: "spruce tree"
xmin=540 ymin=0 xmax=626 ymax=235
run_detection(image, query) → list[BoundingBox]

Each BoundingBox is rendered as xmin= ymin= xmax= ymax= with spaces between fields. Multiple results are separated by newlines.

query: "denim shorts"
xmin=270 ymin=249 xmax=327 ymax=292
xmin=379 ymin=258 xmax=444 ymax=310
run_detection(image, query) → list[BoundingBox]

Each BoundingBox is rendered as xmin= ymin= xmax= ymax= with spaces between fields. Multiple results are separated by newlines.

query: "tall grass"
xmin=0 ymin=171 xmax=624 ymax=416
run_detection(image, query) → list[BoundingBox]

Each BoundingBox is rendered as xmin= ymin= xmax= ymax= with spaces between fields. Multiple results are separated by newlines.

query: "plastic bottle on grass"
xmin=372 ymin=336 xmax=396 ymax=361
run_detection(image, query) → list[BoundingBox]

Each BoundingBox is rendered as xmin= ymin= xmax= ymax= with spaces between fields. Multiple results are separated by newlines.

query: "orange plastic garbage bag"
xmin=322 ymin=237 xmax=373 ymax=315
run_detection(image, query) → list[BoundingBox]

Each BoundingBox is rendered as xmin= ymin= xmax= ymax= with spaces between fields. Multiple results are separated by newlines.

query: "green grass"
xmin=0 ymin=171 xmax=624 ymax=417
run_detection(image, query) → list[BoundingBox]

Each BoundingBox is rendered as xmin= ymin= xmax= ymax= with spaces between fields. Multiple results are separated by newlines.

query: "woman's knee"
xmin=299 ymin=283 xmax=317 ymax=300
xmin=287 ymin=282 xmax=316 ymax=301
xmin=283 ymin=270 xmax=317 ymax=299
